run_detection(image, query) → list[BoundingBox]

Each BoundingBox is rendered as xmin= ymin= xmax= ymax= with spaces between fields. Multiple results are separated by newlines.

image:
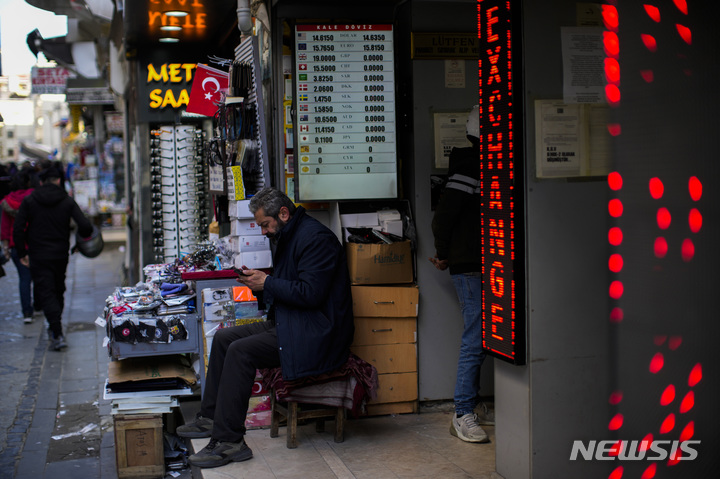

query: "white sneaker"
xmin=23 ymin=316 xmax=33 ymax=324
xmin=450 ymin=413 xmax=489 ymax=443
xmin=474 ymin=402 xmax=495 ymax=426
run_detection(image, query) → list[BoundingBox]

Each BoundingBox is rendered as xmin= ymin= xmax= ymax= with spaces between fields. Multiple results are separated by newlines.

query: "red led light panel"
xmin=478 ymin=0 xmax=525 ymax=365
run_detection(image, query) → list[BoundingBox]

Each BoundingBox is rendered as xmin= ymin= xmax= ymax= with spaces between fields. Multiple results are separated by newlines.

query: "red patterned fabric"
xmin=261 ymin=353 xmax=379 ymax=417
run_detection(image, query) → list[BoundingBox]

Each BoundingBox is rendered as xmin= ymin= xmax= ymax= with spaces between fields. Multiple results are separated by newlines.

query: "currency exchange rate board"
xmin=295 ymin=24 xmax=397 ymax=201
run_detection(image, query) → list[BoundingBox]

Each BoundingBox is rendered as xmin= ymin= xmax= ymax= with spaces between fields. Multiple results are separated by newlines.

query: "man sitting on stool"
xmin=178 ymin=187 xmax=354 ymax=468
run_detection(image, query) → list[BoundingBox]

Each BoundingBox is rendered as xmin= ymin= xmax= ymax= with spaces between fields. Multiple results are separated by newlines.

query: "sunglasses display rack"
xmin=150 ymin=125 xmax=209 ymax=263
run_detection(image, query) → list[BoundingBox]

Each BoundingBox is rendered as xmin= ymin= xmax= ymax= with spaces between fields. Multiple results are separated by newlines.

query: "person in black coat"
xmin=178 ymin=187 xmax=354 ymax=469
xmin=13 ymin=167 xmax=93 ymax=351
xmin=430 ymin=105 xmax=494 ymax=444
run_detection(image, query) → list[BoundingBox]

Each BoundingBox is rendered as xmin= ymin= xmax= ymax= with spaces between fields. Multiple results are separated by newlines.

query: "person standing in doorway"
xmin=430 ymin=105 xmax=495 ymax=443
xmin=1 ymin=165 xmax=38 ymax=322
xmin=13 ymin=166 xmax=94 ymax=351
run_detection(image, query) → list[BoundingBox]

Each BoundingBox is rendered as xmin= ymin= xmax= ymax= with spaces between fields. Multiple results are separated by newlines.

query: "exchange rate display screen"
xmin=294 ymin=24 xmax=397 ymax=201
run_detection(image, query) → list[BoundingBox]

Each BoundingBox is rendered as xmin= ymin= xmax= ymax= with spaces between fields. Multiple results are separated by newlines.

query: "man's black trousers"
xmin=30 ymin=257 xmax=69 ymax=338
xmin=201 ymin=320 xmax=281 ymax=442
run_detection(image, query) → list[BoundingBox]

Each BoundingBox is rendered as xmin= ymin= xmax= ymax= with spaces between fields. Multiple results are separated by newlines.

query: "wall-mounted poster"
xmin=433 ymin=111 xmax=472 ymax=169
xmin=294 ymin=24 xmax=397 ymax=201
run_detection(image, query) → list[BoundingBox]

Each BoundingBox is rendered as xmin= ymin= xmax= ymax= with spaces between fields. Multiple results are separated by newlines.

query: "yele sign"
xmin=147 ymin=63 xmax=196 ymax=109
xmin=147 ymin=0 xmax=208 ymax=42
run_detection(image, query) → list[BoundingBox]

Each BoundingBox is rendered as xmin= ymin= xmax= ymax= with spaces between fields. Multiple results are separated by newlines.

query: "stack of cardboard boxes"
xmin=228 ymin=199 xmax=273 ymax=270
xmin=341 ymin=209 xmax=420 ymax=415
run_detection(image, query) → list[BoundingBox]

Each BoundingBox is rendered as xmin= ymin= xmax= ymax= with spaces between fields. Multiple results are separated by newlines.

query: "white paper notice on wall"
xmin=561 ymin=27 xmax=605 ymax=104
xmin=445 ymin=59 xmax=465 ymax=88
xmin=535 ymin=100 xmax=586 ymax=178
xmin=535 ymin=99 xmax=611 ymax=178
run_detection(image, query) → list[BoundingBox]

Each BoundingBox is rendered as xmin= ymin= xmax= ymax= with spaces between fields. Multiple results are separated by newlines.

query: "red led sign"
xmin=478 ymin=0 xmax=525 ymax=365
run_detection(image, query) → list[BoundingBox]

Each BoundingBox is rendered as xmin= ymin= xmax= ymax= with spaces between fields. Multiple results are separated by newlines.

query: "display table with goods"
xmin=98 ymin=236 xmax=274 ymax=477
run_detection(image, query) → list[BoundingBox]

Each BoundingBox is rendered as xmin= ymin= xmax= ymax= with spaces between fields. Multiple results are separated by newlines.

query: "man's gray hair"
xmin=248 ymin=187 xmax=297 ymax=218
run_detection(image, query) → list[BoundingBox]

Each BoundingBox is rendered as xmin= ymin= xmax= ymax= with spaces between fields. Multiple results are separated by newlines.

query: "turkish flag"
xmin=186 ymin=64 xmax=229 ymax=117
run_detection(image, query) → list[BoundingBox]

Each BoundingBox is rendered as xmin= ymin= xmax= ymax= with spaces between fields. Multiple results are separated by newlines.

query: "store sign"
xmin=147 ymin=0 xmax=208 ymax=42
xmin=31 ymin=67 xmax=75 ymax=95
xmin=294 ymin=24 xmax=398 ymax=201
xmin=411 ymin=33 xmax=479 ymax=59
xmin=478 ymin=0 xmax=525 ymax=365
xmin=146 ymin=63 xmax=196 ymax=109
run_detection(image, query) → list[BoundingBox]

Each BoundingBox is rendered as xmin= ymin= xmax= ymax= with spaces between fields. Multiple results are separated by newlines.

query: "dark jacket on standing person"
xmin=432 ymin=144 xmax=483 ymax=275
xmin=262 ymin=206 xmax=354 ymax=381
xmin=12 ymin=182 xmax=93 ymax=261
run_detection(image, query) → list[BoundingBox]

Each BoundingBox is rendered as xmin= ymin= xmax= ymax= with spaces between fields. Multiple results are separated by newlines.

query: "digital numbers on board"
xmin=296 ymin=25 xmax=395 ymax=175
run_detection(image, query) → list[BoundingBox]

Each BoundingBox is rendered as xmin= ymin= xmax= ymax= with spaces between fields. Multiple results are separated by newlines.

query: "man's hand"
xmin=20 ymin=256 xmax=29 ymax=267
xmin=236 ymin=269 xmax=268 ymax=291
xmin=428 ymin=255 xmax=448 ymax=271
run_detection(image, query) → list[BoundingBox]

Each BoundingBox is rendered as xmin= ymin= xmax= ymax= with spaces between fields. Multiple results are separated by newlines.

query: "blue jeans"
xmin=451 ymin=272 xmax=486 ymax=416
xmin=11 ymin=247 xmax=33 ymax=318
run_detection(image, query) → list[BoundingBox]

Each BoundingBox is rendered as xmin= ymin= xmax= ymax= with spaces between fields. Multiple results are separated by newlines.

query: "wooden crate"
xmin=114 ymin=414 xmax=164 ymax=479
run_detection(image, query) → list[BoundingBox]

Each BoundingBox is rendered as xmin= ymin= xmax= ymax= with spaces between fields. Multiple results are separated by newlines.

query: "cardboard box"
xmin=340 ymin=212 xmax=379 ymax=228
xmin=203 ymin=301 xmax=234 ymax=322
xmin=340 ymin=212 xmax=381 ymax=242
xmin=235 ymin=250 xmax=273 ymax=269
xmin=381 ymin=219 xmax=403 ymax=237
xmin=229 ymin=199 xmax=253 ymax=219
xmin=107 ymin=355 xmax=197 ymax=387
xmin=235 ymin=235 xmax=271 ymax=253
xmin=346 ymin=240 xmax=413 ymax=285
xmin=201 ymin=287 xmax=233 ymax=303
xmin=352 ymin=317 xmax=418 ymax=346
xmin=114 ymin=414 xmax=164 ymax=479
xmin=351 ymin=284 xmax=420 ymax=318
xmin=377 ymin=209 xmax=401 ymax=222
xmin=230 ymin=218 xmax=261 ymax=236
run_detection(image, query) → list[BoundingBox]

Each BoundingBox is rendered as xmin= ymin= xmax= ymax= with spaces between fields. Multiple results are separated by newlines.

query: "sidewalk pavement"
xmin=1 ymin=229 xmax=498 ymax=479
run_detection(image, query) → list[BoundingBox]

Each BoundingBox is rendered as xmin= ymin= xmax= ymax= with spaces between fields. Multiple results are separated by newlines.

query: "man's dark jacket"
xmin=263 ymin=206 xmax=354 ymax=381
xmin=13 ymin=183 xmax=93 ymax=261
xmin=432 ymin=144 xmax=483 ymax=275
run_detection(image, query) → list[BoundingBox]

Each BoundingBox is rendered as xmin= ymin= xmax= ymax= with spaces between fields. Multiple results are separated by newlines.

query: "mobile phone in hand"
xmin=233 ymin=267 xmax=250 ymax=277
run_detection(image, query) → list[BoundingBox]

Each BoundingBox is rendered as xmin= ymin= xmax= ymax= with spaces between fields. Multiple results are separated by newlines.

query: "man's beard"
xmin=265 ymin=218 xmax=287 ymax=239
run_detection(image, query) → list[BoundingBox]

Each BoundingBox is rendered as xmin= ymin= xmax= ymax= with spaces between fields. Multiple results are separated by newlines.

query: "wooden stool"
xmin=269 ymin=387 xmax=346 ymax=449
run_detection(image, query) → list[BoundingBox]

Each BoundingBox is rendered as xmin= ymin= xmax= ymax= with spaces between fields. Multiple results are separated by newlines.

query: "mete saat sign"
xmin=146 ymin=63 xmax=196 ymax=109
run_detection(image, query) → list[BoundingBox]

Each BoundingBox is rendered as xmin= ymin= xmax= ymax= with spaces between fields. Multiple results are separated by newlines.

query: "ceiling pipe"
xmin=237 ymin=0 xmax=253 ymax=35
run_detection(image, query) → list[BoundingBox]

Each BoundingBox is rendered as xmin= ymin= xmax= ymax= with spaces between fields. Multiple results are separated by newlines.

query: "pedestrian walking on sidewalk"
xmin=1 ymin=165 xmax=38 ymax=322
xmin=12 ymin=165 xmax=94 ymax=351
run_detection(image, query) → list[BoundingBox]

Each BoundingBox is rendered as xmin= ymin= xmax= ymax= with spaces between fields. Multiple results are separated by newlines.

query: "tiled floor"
xmin=190 ymin=403 xmax=497 ymax=479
